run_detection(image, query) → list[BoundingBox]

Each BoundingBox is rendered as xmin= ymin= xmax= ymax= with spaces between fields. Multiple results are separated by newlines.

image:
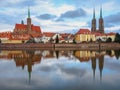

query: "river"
xmin=0 ymin=50 xmax=120 ymax=90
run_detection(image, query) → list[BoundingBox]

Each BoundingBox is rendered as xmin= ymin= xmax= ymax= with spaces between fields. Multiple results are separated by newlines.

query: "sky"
xmin=0 ymin=0 xmax=120 ymax=33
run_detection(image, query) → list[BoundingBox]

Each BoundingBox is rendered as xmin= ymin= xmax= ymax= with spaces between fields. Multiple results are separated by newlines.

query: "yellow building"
xmin=106 ymin=32 xmax=116 ymax=42
xmin=75 ymin=29 xmax=96 ymax=43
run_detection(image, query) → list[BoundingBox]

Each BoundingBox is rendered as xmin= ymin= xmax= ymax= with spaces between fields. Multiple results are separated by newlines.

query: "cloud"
xmin=37 ymin=14 xmax=57 ymax=20
xmin=0 ymin=23 xmax=13 ymax=32
xmin=0 ymin=0 xmax=25 ymax=7
xmin=38 ymin=19 xmax=88 ymax=33
xmin=105 ymin=12 xmax=120 ymax=27
xmin=103 ymin=12 xmax=120 ymax=33
xmin=60 ymin=8 xmax=86 ymax=19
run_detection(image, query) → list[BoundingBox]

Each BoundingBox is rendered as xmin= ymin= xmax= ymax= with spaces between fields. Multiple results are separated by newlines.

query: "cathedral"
xmin=91 ymin=7 xmax=104 ymax=33
xmin=13 ymin=8 xmax=42 ymax=36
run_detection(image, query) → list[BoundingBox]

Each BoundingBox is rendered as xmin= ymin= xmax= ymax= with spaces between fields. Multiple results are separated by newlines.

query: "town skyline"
xmin=0 ymin=0 xmax=120 ymax=33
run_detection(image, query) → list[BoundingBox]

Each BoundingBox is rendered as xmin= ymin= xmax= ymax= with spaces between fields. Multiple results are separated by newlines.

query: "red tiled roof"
xmin=43 ymin=32 xmax=56 ymax=37
xmin=95 ymin=33 xmax=106 ymax=36
xmin=15 ymin=24 xmax=26 ymax=30
xmin=60 ymin=33 xmax=70 ymax=37
xmin=15 ymin=24 xmax=41 ymax=33
xmin=60 ymin=37 xmax=64 ymax=40
xmin=0 ymin=32 xmax=12 ymax=39
xmin=31 ymin=25 xmax=41 ymax=33
xmin=106 ymin=32 xmax=116 ymax=36
xmin=76 ymin=29 xmax=91 ymax=34
xmin=30 ymin=34 xmax=43 ymax=37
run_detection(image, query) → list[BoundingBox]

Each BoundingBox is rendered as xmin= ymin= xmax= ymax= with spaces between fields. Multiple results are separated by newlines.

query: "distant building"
xmin=13 ymin=8 xmax=42 ymax=35
xmin=95 ymin=33 xmax=107 ymax=42
xmin=0 ymin=8 xmax=42 ymax=43
xmin=11 ymin=8 xmax=42 ymax=43
xmin=75 ymin=29 xmax=96 ymax=43
xmin=106 ymin=32 xmax=116 ymax=42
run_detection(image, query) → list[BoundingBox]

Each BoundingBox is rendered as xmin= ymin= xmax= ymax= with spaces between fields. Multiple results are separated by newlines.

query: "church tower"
xmin=91 ymin=8 xmax=96 ymax=32
xmin=99 ymin=7 xmax=104 ymax=33
xmin=27 ymin=8 xmax=32 ymax=34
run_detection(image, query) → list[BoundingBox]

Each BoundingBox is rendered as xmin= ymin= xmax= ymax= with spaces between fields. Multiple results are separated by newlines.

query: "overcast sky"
xmin=0 ymin=0 xmax=120 ymax=33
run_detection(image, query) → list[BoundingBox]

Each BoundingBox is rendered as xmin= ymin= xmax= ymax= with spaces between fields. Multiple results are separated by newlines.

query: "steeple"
xmin=21 ymin=20 xmax=24 ymax=24
xmin=99 ymin=5 xmax=104 ymax=34
xmin=91 ymin=7 xmax=96 ymax=32
xmin=93 ymin=8 xmax=95 ymax=19
xmin=100 ymin=7 xmax=102 ymax=18
xmin=28 ymin=8 xmax=30 ymax=18
xmin=27 ymin=8 xmax=32 ymax=34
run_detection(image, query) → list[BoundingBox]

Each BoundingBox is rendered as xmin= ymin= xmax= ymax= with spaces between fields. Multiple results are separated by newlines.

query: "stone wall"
xmin=0 ymin=43 xmax=120 ymax=50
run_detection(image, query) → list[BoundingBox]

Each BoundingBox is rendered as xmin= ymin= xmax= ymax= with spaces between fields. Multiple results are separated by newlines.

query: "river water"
xmin=0 ymin=50 xmax=120 ymax=90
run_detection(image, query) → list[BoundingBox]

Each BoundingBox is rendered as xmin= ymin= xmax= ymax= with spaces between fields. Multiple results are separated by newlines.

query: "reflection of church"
xmin=74 ymin=50 xmax=106 ymax=82
xmin=91 ymin=54 xmax=104 ymax=82
xmin=13 ymin=50 xmax=42 ymax=83
xmin=0 ymin=50 xmax=42 ymax=83
xmin=0 ymin=49 xmax=119 ymax=83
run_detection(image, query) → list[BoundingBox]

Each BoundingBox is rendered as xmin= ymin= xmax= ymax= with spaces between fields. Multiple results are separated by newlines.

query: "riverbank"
xmin=0 ymin=43 xmax=120 ymax=50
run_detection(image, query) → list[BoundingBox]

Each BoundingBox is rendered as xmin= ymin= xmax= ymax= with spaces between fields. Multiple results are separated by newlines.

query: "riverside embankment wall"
xmin=0 ymin=43 xmax=120 ymax=50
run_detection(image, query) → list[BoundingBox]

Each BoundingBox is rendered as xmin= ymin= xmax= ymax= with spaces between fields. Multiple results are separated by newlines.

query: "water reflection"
xmin=0 ymin=49 xmax=120 ymax=90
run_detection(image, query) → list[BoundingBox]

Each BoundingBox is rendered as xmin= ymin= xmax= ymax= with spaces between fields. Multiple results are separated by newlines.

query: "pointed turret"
xmin=99 ymin=6 xmax=104 ymax=33
xmin=28 ymin=8 xmax=30 ymax=18
xmin=91 ymin=8 xmax=96 ymax=32
xmin=21 ymin=20 xmax=24 ymax=24
xmin=93 ymin=8 xmax=95 ymax=19
xmin=100 ymin=7 xmax=102 ymax=18
xmin=27 ymin=7 xmax=32 ymax=34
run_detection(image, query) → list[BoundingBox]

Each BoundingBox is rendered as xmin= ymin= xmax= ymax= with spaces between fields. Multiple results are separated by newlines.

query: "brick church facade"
xmin=13 ymin=8 xmax=42 ymax=39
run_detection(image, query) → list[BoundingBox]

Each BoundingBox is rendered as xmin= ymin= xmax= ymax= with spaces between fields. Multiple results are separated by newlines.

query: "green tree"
xmin=114 ymin=33 xmax=120 ymax=43
xmin=106 ymin=37 xmax=112 ymax=42
xmin=73 ymin=38 xmax=76 ymax=44
xmin=0 ymin=39 xmax=1 ymax=43
xmin=55 ymin=35 xmax=59 ymax=43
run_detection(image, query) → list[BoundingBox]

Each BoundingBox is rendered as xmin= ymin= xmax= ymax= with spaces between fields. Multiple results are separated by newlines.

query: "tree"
xmin=90 ymin=38 xmax=93 ymax=42
xmin=55 ymin=35 xmax=59 ymax=43
xmin=114 ymin=33 xmax=120 ymax=43
xmin=73 ymin=38 xmax=76 ymax=44
xmin=50 ymin=37 xmax=53 ymax=43
xmin=97 ymin=38 xmax=102 ymax=42
xmin=106 ymin=37 xmax=112 ymax=42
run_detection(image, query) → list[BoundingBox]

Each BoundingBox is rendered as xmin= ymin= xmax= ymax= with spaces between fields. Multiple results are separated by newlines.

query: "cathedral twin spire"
xmin=100 ymin=7 xmax=102 ymax=18
xmin=91 ymin=6 xmax=104 ymax=33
